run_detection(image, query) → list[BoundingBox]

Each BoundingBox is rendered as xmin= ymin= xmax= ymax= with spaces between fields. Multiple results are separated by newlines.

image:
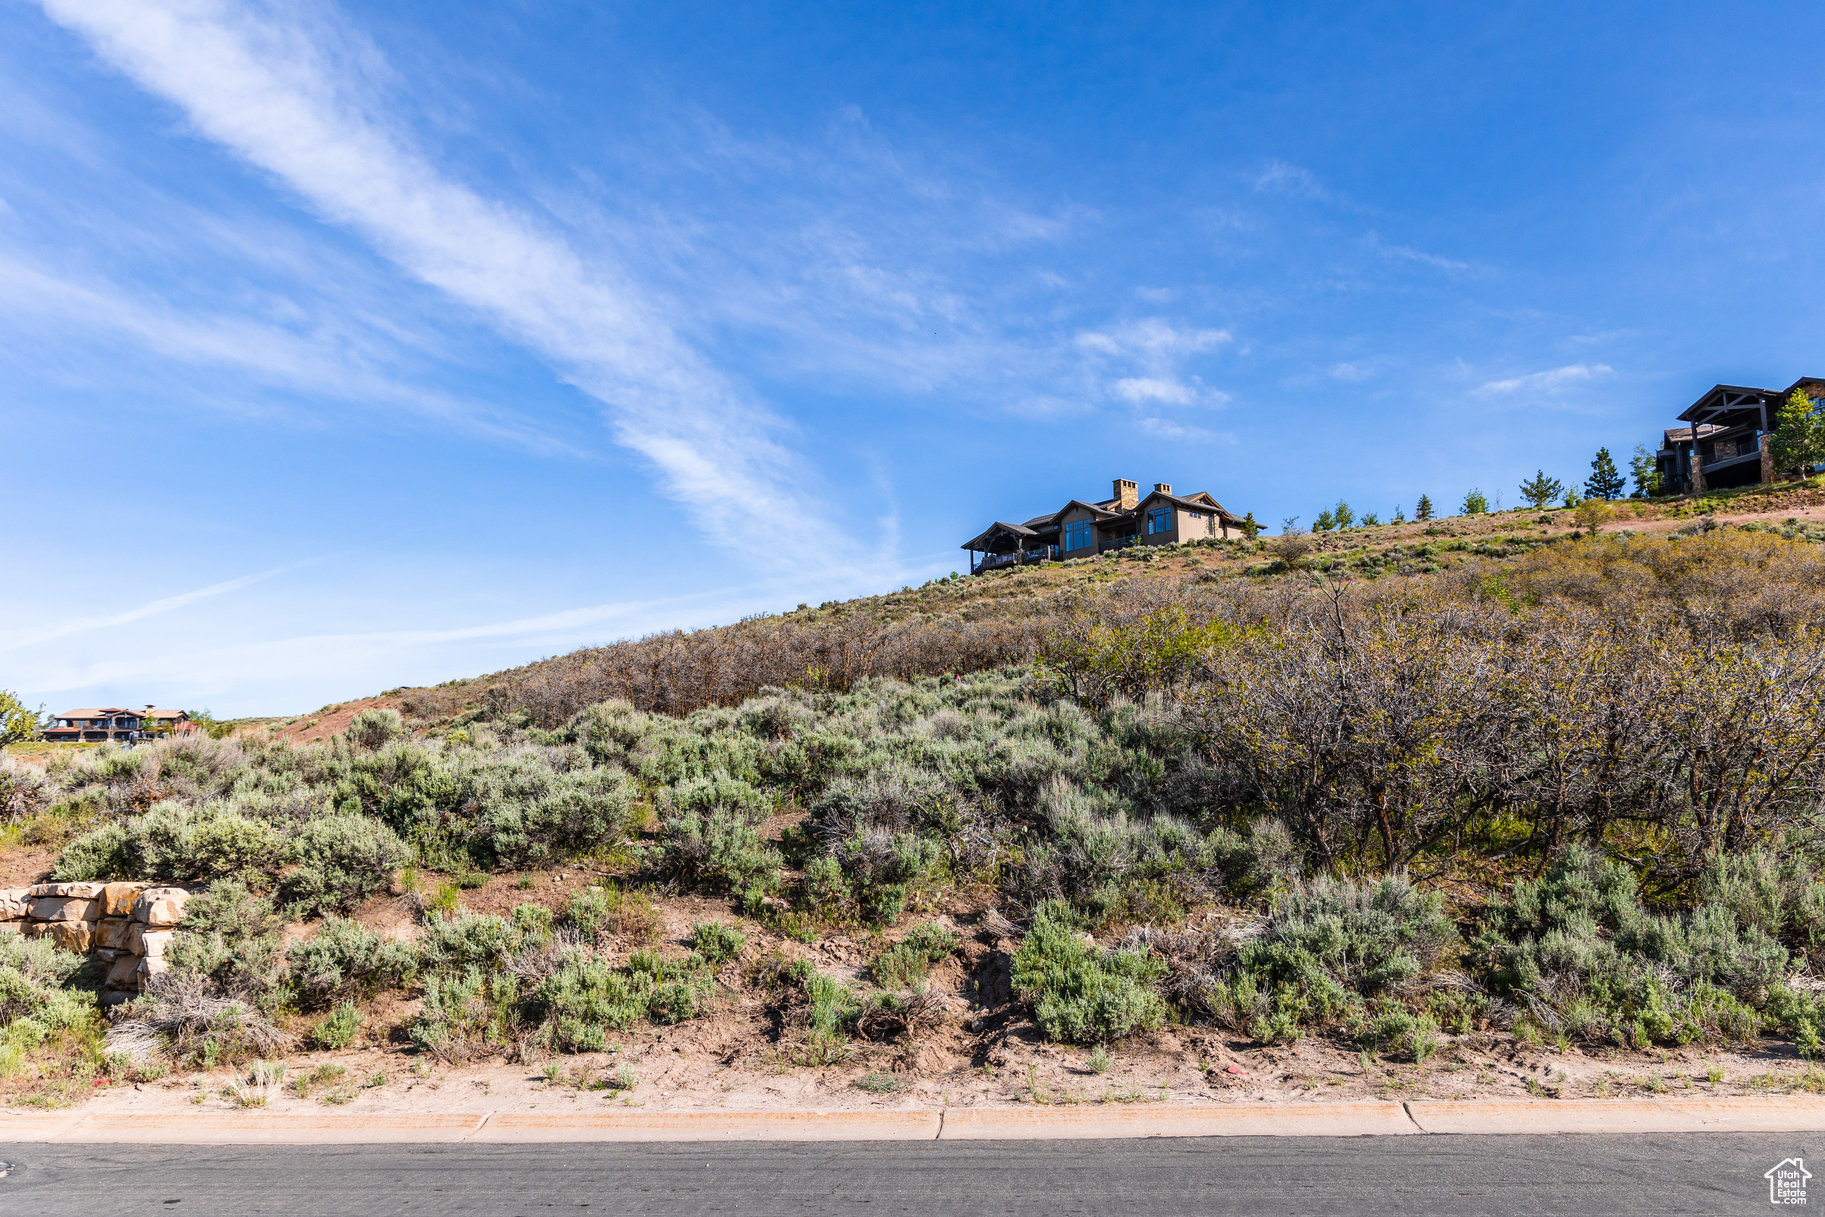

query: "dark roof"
xmin=1662 ymin=423 xmax=1725 ymax=445
xmin=1136 ymin=488 xmax=1245 ymax=523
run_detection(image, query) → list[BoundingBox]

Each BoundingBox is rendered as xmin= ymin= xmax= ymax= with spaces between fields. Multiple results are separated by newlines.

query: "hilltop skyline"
xmin=5 ymin=0 xmax=1823 ymax=714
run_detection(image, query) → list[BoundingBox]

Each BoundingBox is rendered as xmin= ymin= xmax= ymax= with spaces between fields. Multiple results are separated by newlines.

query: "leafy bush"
xmin=1474 ymin=848 xmax=1791 ymax=1047
xmin=656 ymin=808 xmax=783 ymax=896
xmin=309 ymin=1000 xmax=362 ymax=1050
xmin=55 ymin=801 xmax=281 ymax=884
xmin=286 ymin=918 xmax=417 ymax=1010
xmin=164 ymin=880 xmax=288 ymax=1011
xmin=277 ymin=815 xmax=408 ymax=917
xmin=1012 ymin=902 xmax=1167 ymax=1044
xmin=871 ymin=921 xmax=958 ymax=989
xmin=688 ymin=920 xmax=747 ymax=965
xmin=347 ymin=708 xmax=404 ymax=750
xmin=1208 ymin=876 xmax=1456 ymax=1044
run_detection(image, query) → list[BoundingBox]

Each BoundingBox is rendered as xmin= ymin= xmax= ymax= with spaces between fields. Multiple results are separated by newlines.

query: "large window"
xmin=1063 ymin=519 xmax=1094 ymax=551
xmin=1147 ymin=507 xmax=1173 ymax=535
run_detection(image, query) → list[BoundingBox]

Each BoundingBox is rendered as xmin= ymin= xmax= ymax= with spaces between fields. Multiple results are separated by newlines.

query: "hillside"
xmin=9 ymin=478 xmax=1825 ymax=1116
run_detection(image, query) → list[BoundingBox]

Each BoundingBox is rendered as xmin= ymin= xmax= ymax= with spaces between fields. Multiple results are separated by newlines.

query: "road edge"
xmin=4 ymin=1096 xmax=1825 ymax=1142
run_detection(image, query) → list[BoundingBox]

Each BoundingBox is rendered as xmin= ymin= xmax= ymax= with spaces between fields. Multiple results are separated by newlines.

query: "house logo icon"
xmin=1767 ymin=1158 xmax=1812 ymax=1205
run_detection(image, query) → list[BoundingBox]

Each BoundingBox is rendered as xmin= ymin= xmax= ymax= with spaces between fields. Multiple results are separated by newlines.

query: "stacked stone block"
xmin=0 ymin=881 xmax=189 ymax=1002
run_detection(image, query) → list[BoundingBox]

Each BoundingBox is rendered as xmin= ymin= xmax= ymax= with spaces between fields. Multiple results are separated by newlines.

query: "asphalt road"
xmin=0 ymin=1133 xmax=1816 ymax=1216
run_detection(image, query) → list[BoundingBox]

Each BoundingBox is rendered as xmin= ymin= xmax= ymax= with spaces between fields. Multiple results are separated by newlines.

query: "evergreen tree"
xmin=1769 ymin=389 xmax=1825 ymax=478
xmin=1461 ymin=488 xmax=1488 ymax=515
xmin=1313 ymin=508 xmax=1336 ymax=531
xmin=1333 ymin=500 xmax=1355 ymax=529
xmin=1518 ymin=470 xmax=1565 ymax=509
xmin=1240 ymin=512 xmax=1261 ymax=539
xmin=1361 ymin=511 xmax=1380 ymax=526
xmin=1583 ymin=447 xmax=1625 ymax=500
xmin=1414 ymin=495 xmax=1433 ymax=521
xmin=1391 ymin=504 xmax=1407 ymax=524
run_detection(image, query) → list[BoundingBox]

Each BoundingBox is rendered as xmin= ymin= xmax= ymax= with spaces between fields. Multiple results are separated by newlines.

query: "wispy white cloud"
xmin=36 ymin=0 xmax=848 ymax=568
xmin=1366 ymin=233 xmax=1472 ymax=272
xmin=1136 ymin=417 xmax=1227 ymax=442
xmin=1479 ymin=362 xmax=1616 ymax=395
xmin=1251 ymin=159 xmax=1333 ymax=203
xmin=1113 ymin=377 xmax=1197 ymax=406
xmin=1076 ymin=319 xmax=1232 ymax=410
xmin=1076 ymin=318 xmax=1232 ymax=362
xmin=0 ymin=255 xmax=580 ymax=454
xmin=0 ymin=566 xmax=289 ymax=651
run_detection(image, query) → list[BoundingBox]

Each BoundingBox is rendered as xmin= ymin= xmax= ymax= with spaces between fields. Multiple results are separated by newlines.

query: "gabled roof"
xmin=1661 ymin=423 xmax=1725 ymax=446
xmin=1054 ymin=498 xmax=1129 ymax=521
xmin=1135 ymin=488 xmax=1245 ymax=523
xmin=960 ymin=520 xmax=1048 ymax=550
xmin=56 ymin=708 xmax=136 ymax=718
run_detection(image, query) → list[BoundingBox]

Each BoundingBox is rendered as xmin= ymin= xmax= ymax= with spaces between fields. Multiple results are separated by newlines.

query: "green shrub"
xmin=409 ymin=967 xmax=502 ymax=1061
xmin=1475 ymin=847 xmax=1791 ymax=1047
xmin=347 ymin=708 xmax=404 ymax=750
xmin=418 ymin=910 xmax=549 ymax=973
xmin=871 ymin=921 xmax=959 ymax=989
xmin=278 ymin=814 xmax=408 ymax=917
xmin=688 ymin=921 xmax=747 ymax=965
xmin=54 ymin=801 xmax=281 ymax=884
xmin=309 ymin=1000 xmax=362 ymax=1049
xmin=831 ymin=829 xmax=941 ymax=924
xmin=455 ymin=752 xmax=634 ymax=868
xmin=287 ymin=918 xmax=417 ymax=1010
xmin=657 ymin=808 xmax=783 ymax=895
xmin=1011 ymin=902 xmax=1167 ymax=1044
xmin=1209 ymin=875 xmax=1457 ymax=1044
xmin=164 ymin=880 xmax=288 ymax=1010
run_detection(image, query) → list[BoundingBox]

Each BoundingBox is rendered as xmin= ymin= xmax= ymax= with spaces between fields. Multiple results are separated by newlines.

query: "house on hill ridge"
xmin=962 ymin=477 xmax=1247 ymax=574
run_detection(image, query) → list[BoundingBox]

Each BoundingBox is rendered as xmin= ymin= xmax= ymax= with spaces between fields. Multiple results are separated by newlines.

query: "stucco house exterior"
xmin=39 ymin=706 xmax=196 ymax=744
xmin=962 ymin=478 xmax=1248 ymax=573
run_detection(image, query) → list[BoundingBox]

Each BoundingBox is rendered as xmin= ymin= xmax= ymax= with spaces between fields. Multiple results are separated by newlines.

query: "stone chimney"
xmin=1153 ymin=483 xmax=1172 ymax=496
xmin=1113 ymin=478 xmax=1138 ymax=509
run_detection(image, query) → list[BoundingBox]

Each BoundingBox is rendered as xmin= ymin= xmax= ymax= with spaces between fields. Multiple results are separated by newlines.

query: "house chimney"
xmin=1113 ymin=478 xmax=1138 ymax=509
xmin=1153 ymin=483 xmax=1172 ymax=496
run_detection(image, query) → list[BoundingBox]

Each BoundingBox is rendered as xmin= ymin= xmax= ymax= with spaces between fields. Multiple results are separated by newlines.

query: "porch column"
xmin=1761 ymin=431 xmax=1775 ymax=485
xmin=1690 ymin=433 xmax=1706 ymax=494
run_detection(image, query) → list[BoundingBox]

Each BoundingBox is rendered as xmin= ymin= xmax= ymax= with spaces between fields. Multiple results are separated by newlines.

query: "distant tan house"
xmin=1655 ymin=377 xmax=1825 ymax=493
xmin=40 ymin=705 xmax=195 ymax=744
xmin=962 ymin=477 xmax=1248 ymax=573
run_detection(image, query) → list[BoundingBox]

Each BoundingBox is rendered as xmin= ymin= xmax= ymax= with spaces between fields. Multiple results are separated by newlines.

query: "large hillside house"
xmin=39 ymin=706 xmax=195 ymax=744
xmin=962 ymin=478 xmax=1247 ymax=573
xmin=1655 ymin=377 xmax=1825 ymax=494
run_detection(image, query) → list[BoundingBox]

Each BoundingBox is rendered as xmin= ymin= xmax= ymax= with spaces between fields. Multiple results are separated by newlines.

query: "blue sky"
xmin=4 ymin=0 xmax=1823 ymax=716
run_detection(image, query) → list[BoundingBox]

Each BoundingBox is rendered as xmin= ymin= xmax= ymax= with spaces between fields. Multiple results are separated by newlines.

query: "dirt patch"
xmin=266 ymin=695 xmax=407 ymax=746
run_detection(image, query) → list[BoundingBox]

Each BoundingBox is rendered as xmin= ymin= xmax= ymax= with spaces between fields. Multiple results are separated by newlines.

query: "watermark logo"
xmin=1767 ymin=1158 xmax=1812 ymax=1205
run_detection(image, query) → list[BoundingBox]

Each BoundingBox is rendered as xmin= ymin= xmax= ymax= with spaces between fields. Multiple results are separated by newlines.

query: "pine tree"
xmin=1333 ymin=501 xmax=1355 ymax=529
xmin=1518 ymin=470 xmax=1564 ymax=509
xmin=1583 ymin=447 xmax=1625 ymax=500
xmin=1391 ymin=504 xmax=1407 ymax=524
xmin=1240 ymin=512 xmax=1261 ymax=539
xmin=1313 ymin=508 xmax=1336 ymax=531
xmin=1461 ymin=488 xmax=1488 ymax=515
xmin=1415 ymin=495 xmax=1434 ymax=521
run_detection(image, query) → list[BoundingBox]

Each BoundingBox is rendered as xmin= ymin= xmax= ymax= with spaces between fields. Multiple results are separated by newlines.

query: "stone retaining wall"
xmin=0 ymin=881 xmax=190 ymax=1003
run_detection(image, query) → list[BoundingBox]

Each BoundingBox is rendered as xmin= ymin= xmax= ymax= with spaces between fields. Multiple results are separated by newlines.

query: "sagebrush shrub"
xmin=1012 ymin=902 xmax=1167 ymax=1044
xmin=347 ymin=708 xmax=405 ymax=750
xmin=278 ymin=814 xmax=408 ymax=917
xmin=286 ymin=918 xmax=417 ymax=1010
